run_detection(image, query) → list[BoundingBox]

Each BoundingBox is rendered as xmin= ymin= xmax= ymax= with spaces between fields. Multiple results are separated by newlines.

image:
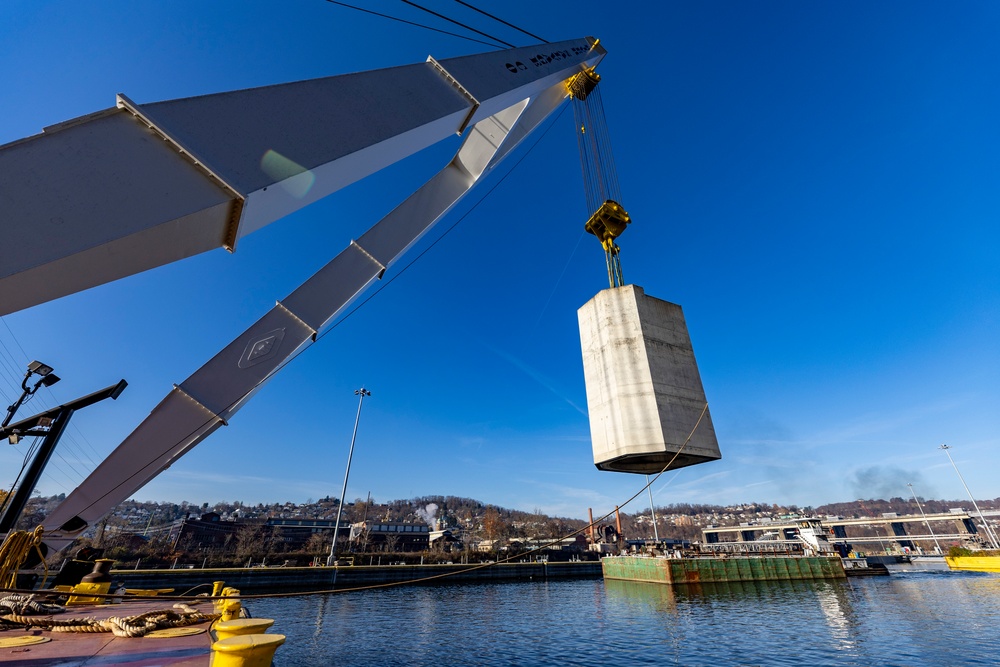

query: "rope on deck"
xmin=0 ymin=526 xmax=48 ymax=589
xmin=1 ymin=605 xmax=218 ymax=637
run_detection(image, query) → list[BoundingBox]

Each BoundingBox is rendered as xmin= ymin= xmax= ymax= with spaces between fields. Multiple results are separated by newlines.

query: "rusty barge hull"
xmin=602 ymin=555 xmax=846 ymax=584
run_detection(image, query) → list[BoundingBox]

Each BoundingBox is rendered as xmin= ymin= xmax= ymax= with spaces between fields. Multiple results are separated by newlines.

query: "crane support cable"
xmin=571 ymin=74 xmax=630 ymax=287
xmin=323 ymin=1 xmax=503 ymax=49
xmin=400 ymin=0 xmax=515 ymax=48
xmin=452 ymin=0 xmax=549 ymax=44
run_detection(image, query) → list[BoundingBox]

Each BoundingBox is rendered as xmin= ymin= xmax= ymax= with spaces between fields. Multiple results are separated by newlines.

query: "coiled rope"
xmin=0 ymin=525 xmax=48 ymax=590
xmin=1 ymin=603 xmax=218 ymax=638
xmin=0 ymin=592 xmax=64 ymax=615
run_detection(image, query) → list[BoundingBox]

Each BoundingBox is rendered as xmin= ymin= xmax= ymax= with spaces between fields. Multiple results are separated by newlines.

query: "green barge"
xmin=602 ymin=555 xmax=846 ymax=584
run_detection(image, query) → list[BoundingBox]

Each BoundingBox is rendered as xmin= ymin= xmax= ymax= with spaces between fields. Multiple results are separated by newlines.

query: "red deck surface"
xmin=2 ymin=598 xmax=215 ymax=667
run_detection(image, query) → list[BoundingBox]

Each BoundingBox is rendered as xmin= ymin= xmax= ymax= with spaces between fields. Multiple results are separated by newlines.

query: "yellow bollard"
xmin=211 ymin=634 xmax=285 ymax=667
xmin=219 ymin=598 xmax=242 ymax=622
xmin=214 ymin=586 xmax=242 ymax=622
xmin=214 ymin=618 xmax=275 ymax=642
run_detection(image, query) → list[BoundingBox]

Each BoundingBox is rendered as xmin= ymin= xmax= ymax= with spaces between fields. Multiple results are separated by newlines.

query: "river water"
xmin=251 ymin=565 xmax=1000 ymax=666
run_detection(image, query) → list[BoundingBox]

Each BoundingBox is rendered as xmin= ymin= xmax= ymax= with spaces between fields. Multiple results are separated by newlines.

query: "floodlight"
xmin=27 ymin=360 xmax=54 ymax=377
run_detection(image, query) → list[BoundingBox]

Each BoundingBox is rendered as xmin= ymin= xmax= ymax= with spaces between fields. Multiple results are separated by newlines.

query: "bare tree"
xmin=233 ymin=524 xmax=266 ymax=564
xmin=305 ymin=531 xmax=332 ymax=557
xmin=483 ymin=507 xmax=508 ymax=552
xmin=267 ymin=527 xmax=285 ymax=556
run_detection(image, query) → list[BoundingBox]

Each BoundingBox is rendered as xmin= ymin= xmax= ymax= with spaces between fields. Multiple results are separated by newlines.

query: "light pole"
xmin=645 ymin=475 xmax=659 ymax=543
xmin=327 ymin=388 xmax=371 ymax=567
xmin=939 ymin=444 xmax=1000 ymax=549
xmin=907 ymin=482 xmax=941 ymax=554
xmin=2 ymin=360 xmax=60 ymax=437
xmin=0 ymin=377 xmax=127 ymax=537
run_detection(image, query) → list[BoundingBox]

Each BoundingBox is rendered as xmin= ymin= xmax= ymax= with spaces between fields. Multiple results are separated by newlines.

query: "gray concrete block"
xmin=578 ymin=285 xmax=720 ymax=474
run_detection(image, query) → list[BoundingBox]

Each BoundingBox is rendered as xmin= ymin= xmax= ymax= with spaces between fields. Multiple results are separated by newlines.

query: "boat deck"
xmin=1 ymin=597 xmax=215 ymax=667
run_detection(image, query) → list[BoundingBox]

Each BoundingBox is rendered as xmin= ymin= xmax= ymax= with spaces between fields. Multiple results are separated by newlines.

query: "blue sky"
xmin=1 ymin=1 xmax=997 ymax=521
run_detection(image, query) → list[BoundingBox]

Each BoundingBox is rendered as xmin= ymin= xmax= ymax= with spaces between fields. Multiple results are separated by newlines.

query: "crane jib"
xmin=28 ymin=40 xmax=605 ymax=555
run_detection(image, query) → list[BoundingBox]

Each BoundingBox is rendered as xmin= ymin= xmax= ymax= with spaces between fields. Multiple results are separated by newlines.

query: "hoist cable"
xmin=573 ymin=87 xmax=621 ymax=211
xmin=593 ymin=87 xmax=622 ymax=203
xmin=572 ymin=83 xmax=622 ymax=213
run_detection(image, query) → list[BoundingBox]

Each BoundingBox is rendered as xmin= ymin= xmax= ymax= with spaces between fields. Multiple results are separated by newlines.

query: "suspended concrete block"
xmin=578 ymin=284 xmax=721 ymax=474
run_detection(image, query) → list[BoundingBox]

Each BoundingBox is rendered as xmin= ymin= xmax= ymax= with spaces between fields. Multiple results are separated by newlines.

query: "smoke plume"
xmin=850 ymin=465 xmax=936 ymax=500
xmin=415 ymin=503 xmax=438 ymax=525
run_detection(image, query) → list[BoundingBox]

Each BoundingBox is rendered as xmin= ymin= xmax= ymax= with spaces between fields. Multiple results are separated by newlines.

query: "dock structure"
xmin=702 ymin=511 xmax=985 ymax=550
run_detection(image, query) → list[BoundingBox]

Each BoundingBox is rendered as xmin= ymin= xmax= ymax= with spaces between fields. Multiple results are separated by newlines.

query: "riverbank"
xmin=109 ymin=560 xmax=602 ymax=593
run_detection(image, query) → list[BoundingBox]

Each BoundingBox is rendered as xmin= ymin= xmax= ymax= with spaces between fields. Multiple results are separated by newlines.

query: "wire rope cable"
xmin=323 ymin=1 xmax=504 ymax=48
xmin=452 ymin=0 xmax=549 ymax=44
xmin=573 ymin=84 xmax=621 ymax=213
xmin=401 ymin=0 xmax=515 ymax=48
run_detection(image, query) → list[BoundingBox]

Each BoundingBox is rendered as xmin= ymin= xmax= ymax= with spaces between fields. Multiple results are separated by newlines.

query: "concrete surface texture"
xmin=578 ymin=284 xmax=721 ymax=474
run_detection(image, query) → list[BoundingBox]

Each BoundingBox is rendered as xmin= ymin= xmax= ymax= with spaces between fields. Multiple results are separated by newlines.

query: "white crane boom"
xmin=0 ymin=38 xmax=604 ymax=316
xmin=15 ymin=39 xmax=606 ymax=555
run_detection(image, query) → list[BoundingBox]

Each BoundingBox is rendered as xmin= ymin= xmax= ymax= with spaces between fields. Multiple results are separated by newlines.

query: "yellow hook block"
xmin=585 ymin=200 xmax=631 ymax=246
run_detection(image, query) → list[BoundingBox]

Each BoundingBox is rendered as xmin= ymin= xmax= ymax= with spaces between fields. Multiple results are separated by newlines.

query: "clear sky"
xmin=1 ymin=1 xmax=997 ymax=521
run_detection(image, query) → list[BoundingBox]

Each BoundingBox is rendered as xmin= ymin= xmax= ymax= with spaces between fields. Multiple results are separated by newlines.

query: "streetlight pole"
xmin=645 ymin=475 xmax=659 ymax=543
xmin=2 ymin=360 xmax=60 ymax=435
xmin=327 ymin=388 xmax=371 ymax=567
xmin=939 ymin=444 xmax=1000 ymax=550
xmin=907 ymin=482 xmax=941 ymax=554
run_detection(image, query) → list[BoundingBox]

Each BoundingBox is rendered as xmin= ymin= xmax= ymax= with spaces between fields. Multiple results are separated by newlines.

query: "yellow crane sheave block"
xmin=585 ymin=200 xmax=631 ymax=245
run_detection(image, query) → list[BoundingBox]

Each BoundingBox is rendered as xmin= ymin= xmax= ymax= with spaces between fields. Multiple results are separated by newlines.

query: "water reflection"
xmin=312 ymin=594 xmax=328 ymax=640
xmin=814 ymin=581 xmax=857 ymax=652
xmin=248 ymin=573 xmax=1000 ymax=667
xmin=603 ymin=578 xmax=679 ymax=613
xmin=603 ymin=577 xmax=867 ymax=666
xmin=606 ymin=574 xmax=843 ymax=606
